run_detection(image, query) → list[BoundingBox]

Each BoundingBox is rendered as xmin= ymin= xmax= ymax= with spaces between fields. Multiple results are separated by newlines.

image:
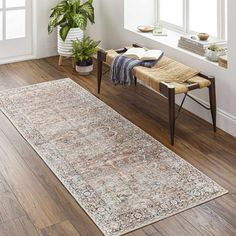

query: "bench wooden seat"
xmin=97 ymin=45 xmax=216 ymax=145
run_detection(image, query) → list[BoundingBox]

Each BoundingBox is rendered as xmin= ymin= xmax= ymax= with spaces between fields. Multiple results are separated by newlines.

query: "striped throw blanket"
xmin=110 ymin=55 xmax=161 ymax=86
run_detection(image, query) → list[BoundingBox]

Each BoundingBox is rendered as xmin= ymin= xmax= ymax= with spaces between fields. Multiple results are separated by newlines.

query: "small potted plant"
xmin=48 ymin=0 xmax=95 ymax=58
xmin=72 ymin=36 xmax=100 ymax=75
xmin=205 ymin=44 xmax=226 ymax=62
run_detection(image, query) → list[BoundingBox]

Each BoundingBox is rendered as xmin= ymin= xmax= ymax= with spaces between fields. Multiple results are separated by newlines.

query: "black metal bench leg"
xmin=168 ymin=87 xmax=176 ymax=145
xmin=97 ymin=51 xmax=103 ymax=94
xmin=209 ymin=77 xmax=217 ymax=132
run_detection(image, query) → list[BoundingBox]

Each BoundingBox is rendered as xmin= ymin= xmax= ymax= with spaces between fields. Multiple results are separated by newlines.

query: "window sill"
xmin=125 ymin=27 xmax=227 ymax=70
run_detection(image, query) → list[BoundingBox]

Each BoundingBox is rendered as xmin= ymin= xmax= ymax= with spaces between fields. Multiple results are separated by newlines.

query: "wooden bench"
xmin=97 ymin=44 xmax=216 ymax=145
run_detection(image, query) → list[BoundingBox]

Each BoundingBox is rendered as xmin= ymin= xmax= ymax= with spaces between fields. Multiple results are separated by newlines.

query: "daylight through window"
xmin=157 ymin=0 xmax=227 ymax=40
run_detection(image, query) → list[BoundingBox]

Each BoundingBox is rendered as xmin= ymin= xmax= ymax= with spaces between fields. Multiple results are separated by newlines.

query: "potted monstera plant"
xmin=72 ymin=36 xmax=100 ymax=75
xmin=48 ymin=0 xmax=95 ymax=58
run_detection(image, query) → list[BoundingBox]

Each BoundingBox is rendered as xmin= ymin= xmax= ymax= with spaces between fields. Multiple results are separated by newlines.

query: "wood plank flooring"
xmin=0 ymin=56 xmax=235 ymax=236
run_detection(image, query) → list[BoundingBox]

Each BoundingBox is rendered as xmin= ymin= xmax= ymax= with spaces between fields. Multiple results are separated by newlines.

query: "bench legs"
xmin=97 ymin=50 xmax=109 ymax=94
xmin=199 ymin=73 xmax=217 ymax=132
xmin=168 ymin=88 xmax=176 ymax=146
xmin=208 ymin=77 xmax=217 ymax=132
xmin=96 ymin=50 xmax=216 ymax=146
xmin=97 ymin=50 xmax=105 ymax=94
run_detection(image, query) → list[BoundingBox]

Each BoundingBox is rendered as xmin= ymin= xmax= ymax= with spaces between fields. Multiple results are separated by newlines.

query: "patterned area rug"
xmin=0 ymin=79 xmax=227 ymax=236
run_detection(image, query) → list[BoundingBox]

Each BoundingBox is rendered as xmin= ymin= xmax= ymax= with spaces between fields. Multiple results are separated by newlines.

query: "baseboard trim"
xmin=177 ymin=94 xmax=236 ymax=138
xmin=0 ymin=55 xmax=36 ymax=65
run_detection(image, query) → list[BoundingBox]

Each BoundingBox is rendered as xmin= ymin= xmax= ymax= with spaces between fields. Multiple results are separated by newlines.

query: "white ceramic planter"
xmin=76 ymin=64 xmax=93 ymax=76
xmin=57 ymin=27 xmax=84 ymax=57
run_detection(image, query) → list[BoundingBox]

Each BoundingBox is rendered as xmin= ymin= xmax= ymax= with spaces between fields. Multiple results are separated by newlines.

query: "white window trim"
xmin=156 ymin=0 xmax=227 ymax=40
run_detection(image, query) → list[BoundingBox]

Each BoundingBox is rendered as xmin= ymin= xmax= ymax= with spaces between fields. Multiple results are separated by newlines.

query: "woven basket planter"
xmin=57 ymin=27 xmax=84 ymax=57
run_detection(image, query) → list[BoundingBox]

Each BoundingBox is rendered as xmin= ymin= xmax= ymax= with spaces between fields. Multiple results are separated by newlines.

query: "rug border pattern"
xmin=0 ymin=78 xmax=228 ymax=236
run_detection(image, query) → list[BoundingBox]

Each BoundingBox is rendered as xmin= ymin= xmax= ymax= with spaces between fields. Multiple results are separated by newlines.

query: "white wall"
xmin=124 ymin=0 xmax=155 ymax=29
xmin=87 ymin=0 xmax=236 ymax=137
xmin=34 ymin=0 xmax=58 ymax=58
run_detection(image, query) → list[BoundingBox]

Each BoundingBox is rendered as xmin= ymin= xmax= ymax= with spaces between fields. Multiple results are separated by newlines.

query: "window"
xmin=6 ymin=0 xmax=25 ymax=8
xmin=0 ymin=0 xmax=26 ymax=41
xmin=157 ymin=0 xmax=228 ymax=39
xmin=6 ymin=9 xmax=25 ymax=39
xmin=159 ymin=0 xmax=183 ymax=28
xmin=0 ymin=0 xmax=32 ymax=60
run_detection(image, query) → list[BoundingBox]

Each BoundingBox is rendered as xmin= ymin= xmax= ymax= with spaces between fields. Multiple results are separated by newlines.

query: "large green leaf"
xmin=73 ymin=14 xmax=87 ymax=30
xmin=56 ymin=14 xmax=65 ymax=25
xmin=50 ymin=8 xmax=57 ymax=18
xmin=48 ymin=13 xmax=65 ymax=33
xmin=79 ymin=2 xmax=94 ymax=23
xmin=70 ymin=0 xmax=80 ymax=7
xmin=48 ymin=25 xmax=54 ymax=34
xmin=59 ymin=25 xmax=70 ymax=41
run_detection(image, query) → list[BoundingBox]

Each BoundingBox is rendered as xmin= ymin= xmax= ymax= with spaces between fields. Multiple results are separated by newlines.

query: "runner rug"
xmin=0 ymin=78 xmax=227 ymax=236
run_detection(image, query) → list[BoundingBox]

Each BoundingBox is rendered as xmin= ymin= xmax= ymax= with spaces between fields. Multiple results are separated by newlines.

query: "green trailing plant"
xmin=48 ymin=0 xmax=95 ymax=41
xmin=72 ymin=36 xmax=100 ymax=63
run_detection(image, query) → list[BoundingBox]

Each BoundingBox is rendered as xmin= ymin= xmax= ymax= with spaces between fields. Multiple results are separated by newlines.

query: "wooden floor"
xmin=0 ymin=57 xmax=236 ymax=236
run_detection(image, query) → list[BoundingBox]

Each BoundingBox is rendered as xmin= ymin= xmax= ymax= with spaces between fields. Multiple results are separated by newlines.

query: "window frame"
xmin=156 ymin=0 xmax=227 ymax=40
xmin=0 ymin=0 xmax=26 ymax=41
